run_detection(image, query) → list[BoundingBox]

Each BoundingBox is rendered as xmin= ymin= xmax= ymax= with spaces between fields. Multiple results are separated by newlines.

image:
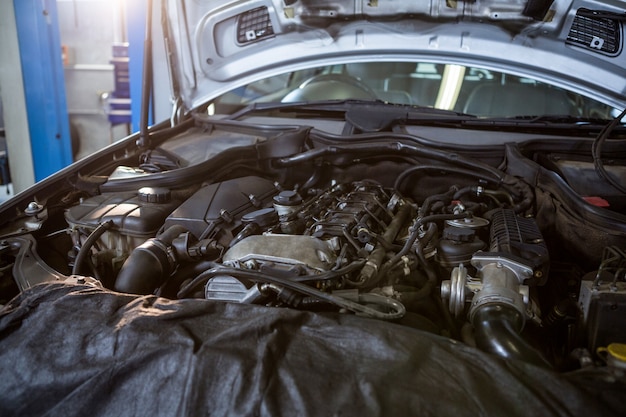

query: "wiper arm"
xmin=508 ymin=114 xmax=613 ymax=125
xmin=449 ymin=114 xmax=624 ymax=130
xmin=225 ymin=99 xmax=376 ymax=120
xmin=225 ymin=99 xmax=476 ymax=121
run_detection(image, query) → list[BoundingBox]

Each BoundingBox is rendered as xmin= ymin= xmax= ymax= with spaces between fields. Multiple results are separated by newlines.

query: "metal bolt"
xmin=220 ymin=209 xmax=234 ymax=223
xmin=24 ymin=201 xmax=44 ymax=216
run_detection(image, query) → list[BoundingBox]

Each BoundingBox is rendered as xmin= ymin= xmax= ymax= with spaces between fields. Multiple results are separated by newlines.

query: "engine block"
xmin=222 ymin=181 xmax=397 ymax=277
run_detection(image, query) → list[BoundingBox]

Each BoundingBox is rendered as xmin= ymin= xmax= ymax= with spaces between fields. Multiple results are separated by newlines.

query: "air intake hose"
xmin=472 ymin=304 xmax=550 ymax=368
xmin=114 ymin=225 xmax=187 ymax=294
xmin=467 ymin=208 xmax=551 ymax=367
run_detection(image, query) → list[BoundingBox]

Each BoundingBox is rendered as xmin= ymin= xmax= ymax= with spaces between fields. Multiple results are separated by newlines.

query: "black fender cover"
xmin=0 ymin=283 xmax=623 ymax=417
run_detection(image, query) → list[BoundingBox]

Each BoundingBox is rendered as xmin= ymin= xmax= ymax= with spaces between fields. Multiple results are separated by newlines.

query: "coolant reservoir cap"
xmin=138 ymin=187 xmax=171 ymax=204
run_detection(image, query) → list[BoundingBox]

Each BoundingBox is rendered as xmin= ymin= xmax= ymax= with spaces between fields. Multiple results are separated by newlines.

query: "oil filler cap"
xmin=273 ymin=190 xmax=302 ymax=206
xmin=138 ymin=187 xmax=171 ymax=204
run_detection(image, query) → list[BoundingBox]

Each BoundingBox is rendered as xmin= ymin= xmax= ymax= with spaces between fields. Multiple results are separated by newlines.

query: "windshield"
xmin=210 ymin=62 xmax=617 ymax=119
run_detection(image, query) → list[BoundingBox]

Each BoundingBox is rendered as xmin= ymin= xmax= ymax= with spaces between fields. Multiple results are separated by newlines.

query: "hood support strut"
xmin=137 ymin=0 xmax=153 ymax=149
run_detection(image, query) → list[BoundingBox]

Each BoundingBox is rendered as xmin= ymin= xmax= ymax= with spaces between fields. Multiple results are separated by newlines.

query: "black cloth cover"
xmin=0 ymin=283 xmax=624 ymax=416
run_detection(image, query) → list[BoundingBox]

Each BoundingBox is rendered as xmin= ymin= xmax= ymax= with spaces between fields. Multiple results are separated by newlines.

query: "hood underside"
xmin=162 ymin=0 xmax=626 ymax=111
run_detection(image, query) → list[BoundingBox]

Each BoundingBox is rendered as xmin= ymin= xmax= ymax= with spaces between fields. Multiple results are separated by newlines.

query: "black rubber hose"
xmin=592 ymin=107 xmax=626 ymax=194
xmin=369 ymin=221 xmax=437 ymax=289
xmin=301 ymin=166 xmax=323 ymax=190
xmin=413 ymin=236 xmax=458 ymax=339
xmin=114 ymin=225 xmax=188 ymax=294
xmin=179 ymin=260 xmax=366 ymax=298
xmin=419 ymin=187 xmax=459 ymax=216
xmin=452 ymin=185 xmax=475 ymax=200
xmin=72 ymin=220 xmax=115 ymax=276
xmin=482 ymin=189 xmax=514 ymax=207
xmin=356 ymin=204 xmax=412 ymax=286
xmin=276 ymin=141 xmax=504 ymax=181
xmin=472 ymin=304 xmax=551 ymax=368
xmin=390 ymin=213 xmax=468 ymax=265
xmin=394 ymin=166 xmax=498 ymax=193
xmin=275 ymin=142 xmax=533 ymax=213
xmin=309 ymin=129 xmax=499 ymax=155
xmin=158 ymin=224 xmax=189 ymax=245
xmin=453 ymin=186 xmax=514 ymax=208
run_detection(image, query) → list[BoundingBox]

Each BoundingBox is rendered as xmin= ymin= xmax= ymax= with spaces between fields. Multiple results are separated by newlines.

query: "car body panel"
xmin=0 ymin=0 xmax=625 ymax=415
xmin=164 ymin=0 xmax=626 ymax=111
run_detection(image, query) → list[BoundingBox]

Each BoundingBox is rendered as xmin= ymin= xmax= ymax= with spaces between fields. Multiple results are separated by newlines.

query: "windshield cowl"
xmin=206 ymin=62 xmax=619 ymax=128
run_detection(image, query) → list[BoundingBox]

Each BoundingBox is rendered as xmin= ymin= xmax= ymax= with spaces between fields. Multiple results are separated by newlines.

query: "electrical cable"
xmin=177 ymin=265 xmax=405 ymax=320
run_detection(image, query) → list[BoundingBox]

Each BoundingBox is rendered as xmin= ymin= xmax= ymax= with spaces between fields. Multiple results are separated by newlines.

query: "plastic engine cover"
xmin=163 ymin=176 xmax=278 ymax=246
xmin=65 ymin=192 xmax=181 ymax=238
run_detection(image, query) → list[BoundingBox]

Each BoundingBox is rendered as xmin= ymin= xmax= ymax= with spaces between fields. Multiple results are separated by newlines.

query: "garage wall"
xmin=57 ymin=0 xmax=129 ymax=160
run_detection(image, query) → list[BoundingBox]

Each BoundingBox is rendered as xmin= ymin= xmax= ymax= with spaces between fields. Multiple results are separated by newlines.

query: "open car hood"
xmin=2 ymin=3 xmax=626 ymax=415
xmin=163 ymin=0 xmax=626 ymax=112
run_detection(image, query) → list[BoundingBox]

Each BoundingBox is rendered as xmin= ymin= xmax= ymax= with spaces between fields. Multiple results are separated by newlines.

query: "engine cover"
xmin=163 ymin=176 xmax=278 ymax=245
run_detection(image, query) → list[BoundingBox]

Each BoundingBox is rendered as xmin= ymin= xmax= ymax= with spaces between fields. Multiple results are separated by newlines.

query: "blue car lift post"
xmin=13 ymin=0 xmax=73 ymax=181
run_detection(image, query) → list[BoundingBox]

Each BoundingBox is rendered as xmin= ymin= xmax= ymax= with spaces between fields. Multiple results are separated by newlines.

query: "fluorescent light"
xmin=435 ymin=65 xmax=466 ymax=110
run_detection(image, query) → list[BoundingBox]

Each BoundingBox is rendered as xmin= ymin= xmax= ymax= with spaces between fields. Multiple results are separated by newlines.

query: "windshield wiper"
xmin=507 ymin=114 xmax=614 ymax=125
xmin=224 ymin=100 xmax=623 ymax=135
xmin=225 ymin=99 xmax=475 ymax=122
xmin=225 ymin=99 xmax=369 ymax=120
xmin=435 ymin=113 xmax=625 ymax=134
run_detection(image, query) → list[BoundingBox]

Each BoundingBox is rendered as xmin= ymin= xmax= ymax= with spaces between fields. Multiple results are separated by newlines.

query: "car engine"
xmin=54 ymin=173 xmax=580 ymax=368
xmin=1 ymin=120 xmax=625 ymax=371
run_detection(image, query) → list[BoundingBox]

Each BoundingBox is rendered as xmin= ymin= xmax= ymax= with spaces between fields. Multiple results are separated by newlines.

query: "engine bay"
xmin=0 ymin=118 xmax=625 ymax=371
